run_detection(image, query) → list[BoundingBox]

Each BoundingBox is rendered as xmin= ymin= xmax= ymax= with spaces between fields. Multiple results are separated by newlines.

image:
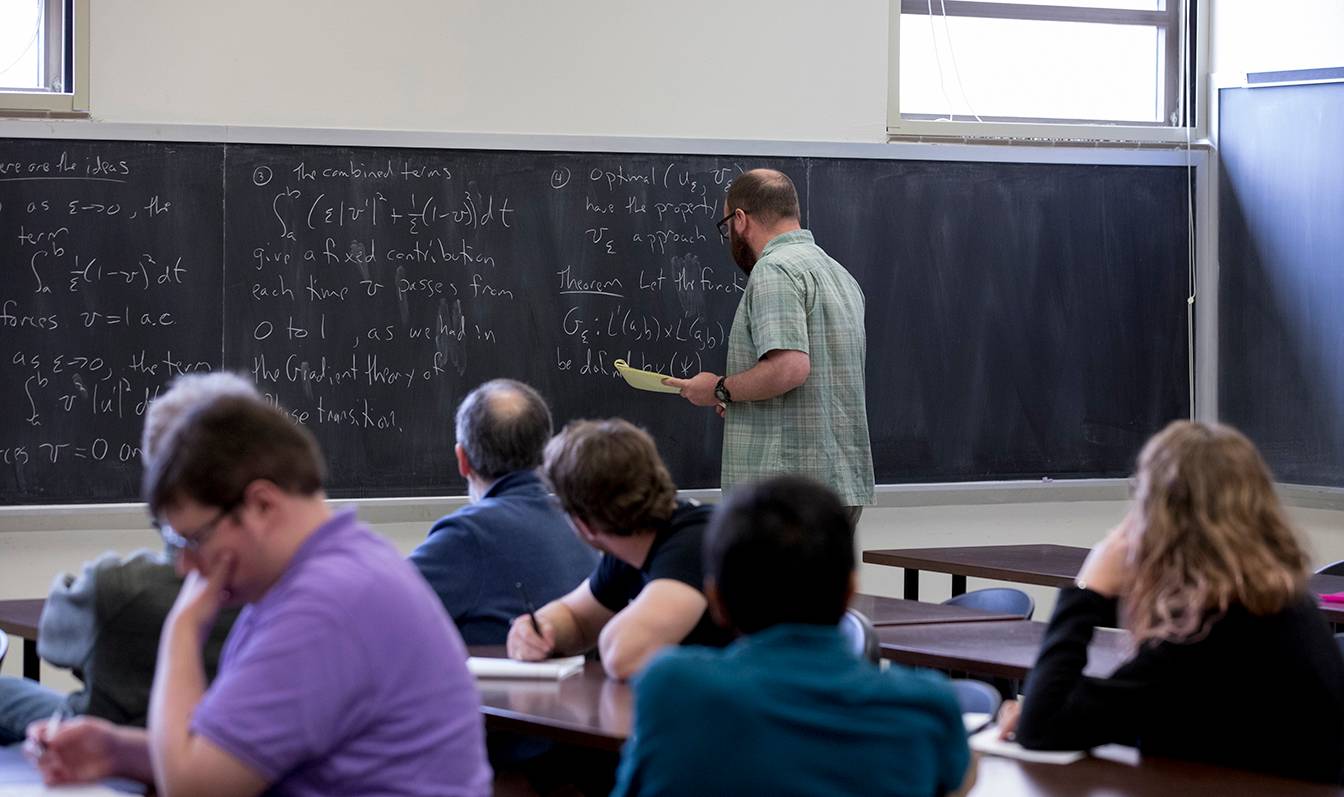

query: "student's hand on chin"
xmin=1077 ymin=520 xmax=1133 ymax=598
xmin=170 ymin=552 xmax=236 ymax=636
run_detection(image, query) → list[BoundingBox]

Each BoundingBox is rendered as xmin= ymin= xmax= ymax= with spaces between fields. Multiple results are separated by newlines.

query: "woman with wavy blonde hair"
xmin=999 ymin=421 xmax=1344 ymax=784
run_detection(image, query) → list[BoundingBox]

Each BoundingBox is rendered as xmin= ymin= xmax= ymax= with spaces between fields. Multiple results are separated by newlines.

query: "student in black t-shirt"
xmin=999 ymin=420 xmax=1344 ymax=785
xmin=506 ymin=419 xmax=733 ymax=679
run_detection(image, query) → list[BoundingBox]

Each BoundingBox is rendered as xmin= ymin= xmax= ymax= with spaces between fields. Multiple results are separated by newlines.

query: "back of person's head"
xmin=725 ymin=169 xmax=801 ymax=225
xmin=144 ymin=395 xmax=326 ymax=516
xmin=1125 ymin=420 xmax=1309 ymax=644
xmin=455 ymin=379 xmax=552 ymax=481
xmin=541 ymin=418 xmax=677 ymax=535
xmin=141 ymin=372 xmax=260 ymax=466
xmin=705 ymin=476 xmax=854 ymax=634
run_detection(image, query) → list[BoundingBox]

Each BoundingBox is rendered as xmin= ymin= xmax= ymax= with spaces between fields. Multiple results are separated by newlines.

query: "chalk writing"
xmin=1 ymin=141 xmax=750 ymax=501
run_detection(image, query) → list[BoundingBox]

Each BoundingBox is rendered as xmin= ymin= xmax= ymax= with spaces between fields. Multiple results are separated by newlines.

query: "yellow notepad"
xmin=613 ymin=359 xmax=681 ymax=394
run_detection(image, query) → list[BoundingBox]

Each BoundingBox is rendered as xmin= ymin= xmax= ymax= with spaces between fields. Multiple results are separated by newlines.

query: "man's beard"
xmin=730 ymin=230 xmax=756 ymax=274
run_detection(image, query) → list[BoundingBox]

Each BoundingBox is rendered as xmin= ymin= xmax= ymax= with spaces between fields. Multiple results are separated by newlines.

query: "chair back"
xmin=950 ymin=678 xmax=1002 ymax=717
xmin=0 ymin=629 xmax=7 ymax=668
xmin=838 ymin=608 xmax=880 ymax=665
xmin=1317 ymin=560 xmax=1344 ymax=577
xmin=943 ymin=587 xmax=1035 ymax=620
xmin=1335 ymin=632 xmax=1344 ymax=658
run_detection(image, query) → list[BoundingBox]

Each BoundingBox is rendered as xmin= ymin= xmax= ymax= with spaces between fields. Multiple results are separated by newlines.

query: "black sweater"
xmin=1017 ymin=587 xmax=1344 ymax=784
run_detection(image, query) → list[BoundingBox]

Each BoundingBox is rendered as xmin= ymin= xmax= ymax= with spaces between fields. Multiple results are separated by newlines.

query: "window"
xmin=891 ymin=0 xmax=1200 ymax=140
xmin=0 ymin=0 xmax=87 ymax=115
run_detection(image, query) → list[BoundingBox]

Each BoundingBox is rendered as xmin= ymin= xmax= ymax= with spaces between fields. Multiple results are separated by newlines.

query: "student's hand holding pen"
xmin=24 ymin=714 xmax=118 ymax=785
xmin=996 ymin=700 xmax=1021 ymax=741
xmin=506 ymin=612 xmax=558 ymax=661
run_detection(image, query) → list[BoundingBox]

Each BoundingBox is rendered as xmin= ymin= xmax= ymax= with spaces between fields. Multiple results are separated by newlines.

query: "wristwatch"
xmin=714 ymin=376 xmax=732 ymax=404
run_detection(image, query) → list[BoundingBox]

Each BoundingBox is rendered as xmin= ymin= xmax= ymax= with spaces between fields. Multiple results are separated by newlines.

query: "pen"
xmin=30 ymin=707 xmax=66 ymax=758
xmin=45 ymin=707 xmax=63 ymax=739
xmin=515 ymin=581 xmax=542 ymax=635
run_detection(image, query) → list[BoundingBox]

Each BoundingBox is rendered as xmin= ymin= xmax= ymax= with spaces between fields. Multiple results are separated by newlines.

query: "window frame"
xmin=888 ymin=0 xmax=1208 ymax=144
xmin=0 ymin=0 xmax=89 ymax=117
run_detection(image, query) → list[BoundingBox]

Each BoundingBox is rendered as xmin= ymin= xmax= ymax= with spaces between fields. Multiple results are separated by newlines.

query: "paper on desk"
xmin=613 ymin=360 xmax=681 ymax=394
xmin=969 ymin=726 xmax=1085 ymax=764
xmin=0 ymin=744 xmax=136 ymax=795
xmin=962 ymin=712 xmax=992 ymax=734
xmin=468 ymin=656 xmax=585 ymax=680
xmin=0 ymin=787 xmax=132 ymax=796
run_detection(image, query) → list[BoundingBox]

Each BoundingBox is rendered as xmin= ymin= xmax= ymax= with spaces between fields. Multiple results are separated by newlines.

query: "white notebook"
xmin=962 ymin=712 xmax=993 ymax=734
xmin=467 ymin=656 xmax=585 ymax=680
xmin=0 ymin=744 xmax=138 ymax=795
xmin=968 ymin=726 xmax=1086 ymax=765
xmin=0 ymin=787 xmax=133 ymax=796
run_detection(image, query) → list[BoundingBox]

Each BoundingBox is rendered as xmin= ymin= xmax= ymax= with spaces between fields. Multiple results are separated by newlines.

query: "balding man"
xmin=410 ymin=379 xmax=597 ymax=645
xmin=665 ymin=169 xmax=874 ymax=523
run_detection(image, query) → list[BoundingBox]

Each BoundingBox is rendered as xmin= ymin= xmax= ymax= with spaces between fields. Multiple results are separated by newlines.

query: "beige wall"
xmin=1211 ymin=0 xmax=1344 ymax=76
xmin=86 ymin=0 xmax=888 ymax=141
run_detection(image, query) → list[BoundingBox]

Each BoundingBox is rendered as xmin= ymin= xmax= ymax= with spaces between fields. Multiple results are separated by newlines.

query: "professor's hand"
xmin=661 ymin=372 xmax=720 ymax=407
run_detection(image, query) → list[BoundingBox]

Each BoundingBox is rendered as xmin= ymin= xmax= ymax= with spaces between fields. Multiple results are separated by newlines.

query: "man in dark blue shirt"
xmin=611 ymin=476 xmax=975 ymax=797
xmin=409 ymin=379 xmax=596 ymax=646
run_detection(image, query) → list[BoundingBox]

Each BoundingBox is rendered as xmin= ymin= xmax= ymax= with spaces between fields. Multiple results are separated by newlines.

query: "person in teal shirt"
xmin=611 ymin=476 xmax=974 ymax=797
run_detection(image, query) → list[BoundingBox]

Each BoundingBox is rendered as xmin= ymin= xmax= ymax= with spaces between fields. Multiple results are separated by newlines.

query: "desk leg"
xmin=23 ymin=639 xmax=39 ymax=681
xmin=903 ymin=569 xmax=919 ymax=601
xmin=951 ymin=575 xmax=967 ymax=598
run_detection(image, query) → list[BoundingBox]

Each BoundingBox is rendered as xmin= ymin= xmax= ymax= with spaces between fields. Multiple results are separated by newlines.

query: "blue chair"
xmin=950 ymin=678 xmax=1002 ymax=717
xmin=942 ymin=587 xmax=1035 ymax=620
xmin=1317 ymin=560 xmax=1344 ymax=577
xmin=839 ymin=608 xmax=880 ymax=665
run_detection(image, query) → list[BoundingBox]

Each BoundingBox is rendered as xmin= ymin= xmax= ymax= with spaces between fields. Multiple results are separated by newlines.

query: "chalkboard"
xmin=1219 ymin=81 xmax=1344 ymax=487
xmin=812 ymin=159 xmax=1190 ymax=481
xmin=0 ymin=137 xmax=1191 ymax=504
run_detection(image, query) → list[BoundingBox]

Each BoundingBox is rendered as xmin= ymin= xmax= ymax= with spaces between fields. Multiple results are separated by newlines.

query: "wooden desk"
xmin=863 ymin=544 xmax=1344 ymax=623
xmin=1312 ymin=573 xmax=1344 ymax=623
xmin=849 ymin=594 xmax=1022 ymax=626
xmin=973 ymin=746 xmax=1344 ymax=797
xmin=0 ymin=599 xmax=44 ymax=681
xmin=863 ymin=544 xmax=1088 ymax=600
xmin=878 ymin=620 xmax=1130 ymax=681
xmin=470 ymin=645 xmax=627 ymax=752
xmin=466 ymin=649 xmax=1335 ymax=796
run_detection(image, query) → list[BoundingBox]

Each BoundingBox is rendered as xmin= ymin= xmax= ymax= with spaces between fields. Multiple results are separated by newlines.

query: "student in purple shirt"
xmin=28 ymin=394 xmax=491 ymax=797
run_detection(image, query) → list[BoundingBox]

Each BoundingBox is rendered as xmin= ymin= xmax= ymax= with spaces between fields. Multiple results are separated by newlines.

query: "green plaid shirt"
xmin=722 ymin=230 xmax=874 ymax=505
